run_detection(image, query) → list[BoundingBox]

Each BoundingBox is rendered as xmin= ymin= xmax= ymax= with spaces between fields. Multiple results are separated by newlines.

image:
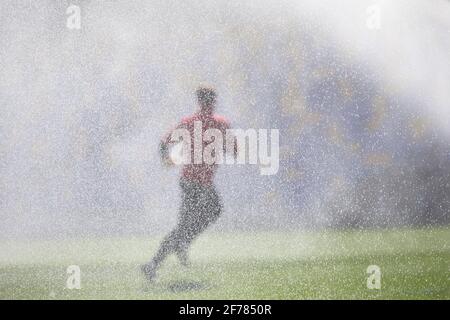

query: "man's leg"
xmin=174 ymin=181 xmax=202 ymax=266
xmin=150 ymin=227 xmax=183 ymax=266
xmin=142 ymin=179 xmax=198 ymax=280
xmin=175 ymin=184 xmax=222 ymax=260
xmin=141 ymin=226 xmax=182 ymax=281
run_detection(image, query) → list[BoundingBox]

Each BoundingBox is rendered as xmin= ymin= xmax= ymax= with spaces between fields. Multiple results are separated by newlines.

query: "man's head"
xmin=196 ymin=87 xmax=217 ymax=113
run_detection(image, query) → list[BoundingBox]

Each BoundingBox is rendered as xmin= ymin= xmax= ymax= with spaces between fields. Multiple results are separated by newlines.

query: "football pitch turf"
xmin=0 ymin=227 xmax=449 ymax=299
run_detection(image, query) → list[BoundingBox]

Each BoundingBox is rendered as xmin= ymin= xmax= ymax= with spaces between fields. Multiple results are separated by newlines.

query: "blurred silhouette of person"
xmin=141 ymin=86 xmax=237 ymax=281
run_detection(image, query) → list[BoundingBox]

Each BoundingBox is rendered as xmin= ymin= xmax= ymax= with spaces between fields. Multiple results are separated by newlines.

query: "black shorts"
xmin=178 ymin=178 xmax=222 ymax=237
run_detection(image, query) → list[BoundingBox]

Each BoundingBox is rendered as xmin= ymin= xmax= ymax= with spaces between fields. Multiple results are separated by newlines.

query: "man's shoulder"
xmin=180 ymin=114 xmax=199 ymax=125
xmin=212 ymin=114 xmax=231 ymax=126
xmin=179 ymin=113 xmax=231 ymax=128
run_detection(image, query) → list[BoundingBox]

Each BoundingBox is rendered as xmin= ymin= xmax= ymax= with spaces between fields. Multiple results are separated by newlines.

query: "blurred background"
xmin=1 ymin=0 xmax=449 ymax=239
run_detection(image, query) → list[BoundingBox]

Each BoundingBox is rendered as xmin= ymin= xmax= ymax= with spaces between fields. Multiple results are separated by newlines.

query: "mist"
xmin=1 ymin=0 xmax=449 ymax=239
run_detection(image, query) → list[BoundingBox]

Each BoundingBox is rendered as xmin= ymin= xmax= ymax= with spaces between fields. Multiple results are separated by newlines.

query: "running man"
xmin=141 ymin=87 xmax=236 ymax=281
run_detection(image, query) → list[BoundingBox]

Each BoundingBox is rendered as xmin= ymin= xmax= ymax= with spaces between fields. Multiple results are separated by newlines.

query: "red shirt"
xmin=161 ymin=111 xmax=234 ymax=186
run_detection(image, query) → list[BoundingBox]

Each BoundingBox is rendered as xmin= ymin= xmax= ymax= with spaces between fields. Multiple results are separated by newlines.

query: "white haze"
xmin=0 ymin=0 xmax=449 ymax=239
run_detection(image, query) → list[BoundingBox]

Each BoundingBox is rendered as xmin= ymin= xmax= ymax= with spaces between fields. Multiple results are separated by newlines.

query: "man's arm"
xmin=159 ymin=120 xmax=187 ymax=166
xmin=159 ymin=140 xmax=171 ymax=165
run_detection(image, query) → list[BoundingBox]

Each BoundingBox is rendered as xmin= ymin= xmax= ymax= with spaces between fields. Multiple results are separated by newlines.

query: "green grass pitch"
xmin=0 ymin=227 xmax=449 ymax=299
